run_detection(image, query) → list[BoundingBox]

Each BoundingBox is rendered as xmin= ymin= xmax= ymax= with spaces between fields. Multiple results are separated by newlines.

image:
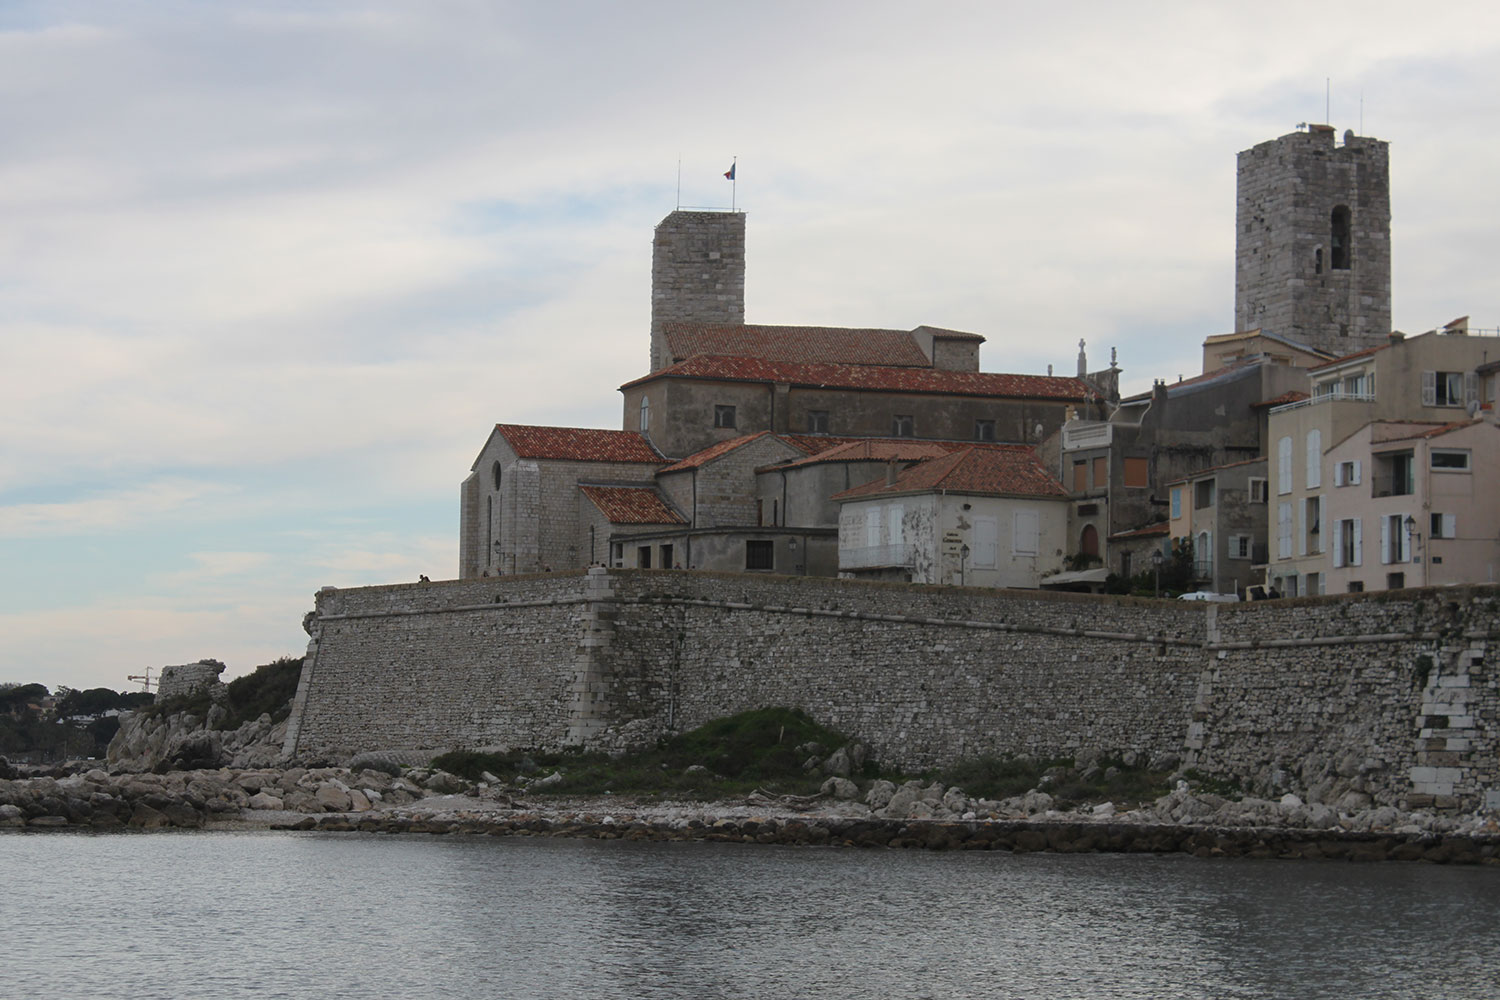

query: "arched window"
xmin=1330 ymin=205 xmax=1351 ymax=270
xmin=492 ymin=461 xmax=502 ymax=491
xmin=1080 ymin=524 xmax=1099 ymax=558
xmin=639 ymin=395 xmax=650 ymax=432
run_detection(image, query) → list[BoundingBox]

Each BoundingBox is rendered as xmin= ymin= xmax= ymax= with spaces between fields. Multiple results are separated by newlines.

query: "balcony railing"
xmin=1270 ymin=390 xmax=1377 ymax=414
xmin=840 ymin=543 xmax=915 ymax=570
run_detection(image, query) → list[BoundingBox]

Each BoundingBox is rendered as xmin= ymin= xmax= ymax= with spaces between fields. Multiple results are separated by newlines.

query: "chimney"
xmin=1388 ymin=331 xmax=1406 ymax=344
xmin=885 ymin=460 xmax=898 ymax=486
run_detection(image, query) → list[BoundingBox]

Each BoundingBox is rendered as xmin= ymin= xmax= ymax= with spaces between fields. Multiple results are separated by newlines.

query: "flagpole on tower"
xmin=725 ymin=156 xmax=737 ymax=211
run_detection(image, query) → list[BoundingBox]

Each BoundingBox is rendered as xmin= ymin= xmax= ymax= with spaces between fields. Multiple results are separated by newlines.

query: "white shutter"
xmin=1380 ymin=516 xmax=1390 ymax=564
xmin=1012 ymin=510 xmax=1039 ymax=556
xmin=1466 ymin=372 xmax=1480 ymax=407
xmin=1333 ymin=462 xmax=1345 ymax=487
xmin=1422 ymin=370 xmax=1437 ymax=407
xmin=1442 ymin=513 xmax=1457 ymax=539
xmin=1332 ymin=520 xmax=1345 ymax=568
xmin=1278 ymin=502 xmax=1292 ymax=559
xmin=1278 ymin=437 xmax=1293 ymax=493
xmin=886 ymin=504 xmax=903 ymax=546
xmin=1351 ymin=460 xmax=1362 ymax=485
xmin=1353 ymin=518 xmax=1362 ymax=566
xmin=866 ymin=506 xmax=882 ymax=548
xmin=1306 ymin=430 xmax=1322 ymax=488
xmin=1298 ymin=501 xmax=1307 ymax=556
xmin=973 ymin=515 xmax=999 ymax=568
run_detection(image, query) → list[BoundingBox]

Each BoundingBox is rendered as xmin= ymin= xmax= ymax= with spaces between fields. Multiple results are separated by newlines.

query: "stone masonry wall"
xmin=157 ymin=659 xmax=226 ymax=700
xmin=287 ymin=571 xmax=1500 ymax=809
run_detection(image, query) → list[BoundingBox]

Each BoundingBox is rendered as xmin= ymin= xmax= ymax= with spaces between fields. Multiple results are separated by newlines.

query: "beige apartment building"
xmin=1266 ymin=325 xmax=1499 ymax=595
xmin=1321 ymin=419 xmax=1500 ymax=593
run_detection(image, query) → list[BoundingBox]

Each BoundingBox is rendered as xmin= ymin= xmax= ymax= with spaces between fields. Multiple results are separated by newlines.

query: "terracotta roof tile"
xmin=772 ymin=438 xmax=952 ymax=471
xmin=624 ymin=355 xmax=1095 ymax=401
xmin=1308 ymin=342 xmax=1390 ymax=372
xmin=658 ymin=432 xmax=779 ymax=473
xmin=832 ymin=446 xmax=1068 ymax=501
xmin=579 ymin=485 xmax=686 ymax=525
xmin=495 ymin=425 xmax=664 ymax=464
xmin=1378 ymin=418 xmax=1485 ymax=443
xmin=1108 ymin=521 xmax=1170 ymax=540
xmin=663 ymin=322 xmax=943 ymax=368
xmin=1253 ymin=390 xmax=1310 ymax=409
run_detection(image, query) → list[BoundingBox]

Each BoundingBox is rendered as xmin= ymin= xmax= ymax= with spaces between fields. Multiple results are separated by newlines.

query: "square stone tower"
xmin=1235 ymin=126 xmax=1391 ymax=354
xmin=650 ymin=210 xmax=746 ymax=371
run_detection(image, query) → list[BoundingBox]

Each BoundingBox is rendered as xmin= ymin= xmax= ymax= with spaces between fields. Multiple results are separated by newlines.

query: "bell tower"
xmin=1235 ymin=125 xmax=1391 ymax=354
xmin=649 ymin=210 xmax=745 ymax=372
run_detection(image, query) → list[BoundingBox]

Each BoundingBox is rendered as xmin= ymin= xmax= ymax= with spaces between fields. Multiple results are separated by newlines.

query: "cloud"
xmin=0 ymin=479 xmax=236 ymax=538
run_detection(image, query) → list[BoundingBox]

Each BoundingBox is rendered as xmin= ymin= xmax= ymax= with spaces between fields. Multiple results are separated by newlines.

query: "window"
xmin=1347 ymin=581 xmax=1364 ymax=593
xmin=660 ymin=544 xmax=674 ymax=568
xmin=1072 ymin=460 xmax=1088 ymax=493
xmin=637 ymin=545 xmax=652 ymax=569
xmin=892 ymin=414 xmax=914 ymax=437
xmin=745 ymin=540 xmax=774 ymax=570
xmin=864 ymin=506 xmax=882 ymax=548
xmin=1302 ymin=496 xmax=1321 ymax=555
xmin=1387 ymin=571 xmax=1406 ymax=590
xmin=1228 ymin=535 xmax=1252 ymax=559
xmin=1430 ymin=513 xmax=1457 ymax=539
xmin=610 ymin=542 xmax=623 ymax=568
xmin=1277 ymin=502 xmax=1293 ymax=559
xmin=1277 ymin=436 xmax=1293 ymax=493
xmin=1092 ymin=456 xmax=1107 ymax=488
xmin=1196 ymin=530 xmax=1212 ymax=577
xmin=974 ymin=419 xmax=996 ymax=442
xmin=1194 ymin=479 xmax=1215 ymax=510
xmin=1333 ymin=518 xmax=1362 ymax=568
xmin=1431 ymin=449 xmax=1471 ymax=471
xmin=1423 ymin=370 xmax=1467 ymax=407
xmin=492 ymin=461 xmax=503 ymax=490
xmin=885 ymin=504 xmax=903 ymax=547
xmin=1333 ymin=460 xmax=1361 ymax=486
xmin=1248 ymin=477 xmax=1268 ymax=502
xmin=1305 ymin=429 xmax=1321 ymax=488
xmin=807 ymin=410 xmax=829 ymax=434
xmin=1380 ymin=514 xmax=1412 ymax=564
xmin=1330 ymin=205 xmax=1351 ymax=269
xmin=639 ymin=395 xmax=650 ymax=431
xmin=1374 ymin=451 xmax=1414 ymax=496
xmin=1124 ymin=457 xmax=1149 ymax=488
xmin=1170 ymin=487 xmax=1182 ymax=519
xmin=1080 ymin=524 xmax=1100 ymax=558
xmin=1012 ymin=510 xmax=1039 ymax=557
xmin=714 ymin=404 xmax=736 ymax=429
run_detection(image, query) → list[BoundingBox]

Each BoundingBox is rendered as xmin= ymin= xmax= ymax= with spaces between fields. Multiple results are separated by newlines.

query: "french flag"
xmin=724 ymin=163 xmax=736 ymax=181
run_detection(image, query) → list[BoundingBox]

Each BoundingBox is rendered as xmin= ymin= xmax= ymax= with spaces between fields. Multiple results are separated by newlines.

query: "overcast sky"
xmin=4 ymin=1 xmax=1498 ymax=692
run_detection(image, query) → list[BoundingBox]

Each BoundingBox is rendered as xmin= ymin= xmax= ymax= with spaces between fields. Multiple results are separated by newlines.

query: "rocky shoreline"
xmin=3 ymin=761 xmax=1498 ymax=865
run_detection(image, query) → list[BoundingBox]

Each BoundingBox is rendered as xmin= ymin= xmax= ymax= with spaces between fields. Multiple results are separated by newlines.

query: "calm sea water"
xmin=4 ymin=830 xmax=1498 ymax=999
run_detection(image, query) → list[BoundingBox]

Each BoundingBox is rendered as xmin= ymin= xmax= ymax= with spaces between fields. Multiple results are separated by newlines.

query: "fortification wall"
xmin=285 ymin=570 xmax=1500 ymax=810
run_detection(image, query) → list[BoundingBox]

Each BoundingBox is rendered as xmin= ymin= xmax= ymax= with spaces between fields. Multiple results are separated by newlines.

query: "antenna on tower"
xmin=676 ymin=155 xmax=681 ymax=210
xmin=1326 ymin=77 xmax=1330 ymax=125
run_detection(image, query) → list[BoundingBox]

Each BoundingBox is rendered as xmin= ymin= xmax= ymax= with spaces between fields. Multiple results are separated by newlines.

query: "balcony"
xmin=1270 ymin=389 xmax=1376 ymax=414
xmin=840 ymin=543 xmax=915 ymax=570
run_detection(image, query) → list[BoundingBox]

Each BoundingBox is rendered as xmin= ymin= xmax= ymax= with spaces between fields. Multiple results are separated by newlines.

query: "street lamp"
xmin=1151 ymin=549 xmax=1165 ymax=599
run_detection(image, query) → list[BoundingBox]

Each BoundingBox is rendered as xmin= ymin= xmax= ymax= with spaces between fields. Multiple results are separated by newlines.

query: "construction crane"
xmin=126 ymin=667 xmax=156 ymax=693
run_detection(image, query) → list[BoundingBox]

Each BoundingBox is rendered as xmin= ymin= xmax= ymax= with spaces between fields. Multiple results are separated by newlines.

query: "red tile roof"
xmin=658 ymin=432 xmax=784 ymax=473
xmin=623 ymin=355 xmax=1095 ymax=401
xmin=1308 ymin=342 xmax=1390 ymax=372
xmin=579 ymin=485 xmax=686 ymax=525
xmin=1108 ymin=521 xmax=1170 ymax=540
xmin=1378 ymin=418 xmax=1485 ymax=443
xmin=1253 ymin=390 xmax=1310 ymax=409
xmin=831 ymin=446 xmax=1068 ymax=501
xmin=772 ymin=438 xmax=952 ymax=471
xmin=494 ymin=425 xmax=664 ymax=464
xmin=663 ymin=322 xmax=964 ymax=368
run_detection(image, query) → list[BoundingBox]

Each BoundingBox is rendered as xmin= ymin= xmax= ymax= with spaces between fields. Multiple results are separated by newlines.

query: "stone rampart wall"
xmin=286 ymin=571 xmax=1499 ymax=809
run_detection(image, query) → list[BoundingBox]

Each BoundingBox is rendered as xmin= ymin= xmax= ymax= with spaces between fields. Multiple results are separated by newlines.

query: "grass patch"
xmin=433 ymin=707 xmax=859 ymax=800
xmin=1182 ymin=768 xmax=1243 ymax=798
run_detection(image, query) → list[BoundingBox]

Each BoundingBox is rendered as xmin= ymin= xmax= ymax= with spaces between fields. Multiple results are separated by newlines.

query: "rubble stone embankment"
xmin=2 ymin=762 xmax=1496 ymax=865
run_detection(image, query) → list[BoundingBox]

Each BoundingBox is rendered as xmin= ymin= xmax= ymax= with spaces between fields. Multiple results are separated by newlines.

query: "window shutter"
xmin=1422 ymin=370 xmax=1437 ymax=407
xmin=1298 ymin=501 xmax=1307 ymax=556
xmin=1380 ymin=516 xmax=1390 ymax=564
xmin=866 ymin=506 xmax=882 ymax=548
xmin=1278 ymin=437 xmax=1293 ymax=493
xmin=886 ymin=504 xmax=903 ymax=546
xmin=1333 ymin=520 xmax=1345 ymax=568
xmin=1351 ymin=460 xmax=1361 ymax=485
xmin=1353 ymin=518 xmax=1362 ymax=566
xmin=1333 ymin=462 xmax=1344 ymax=487
xmin=1277 ymin=502 xmax=1292 ymax=559
xmin=1466 ymin=372 xmax=1480 ymax=407
xmin=1443 ymin=513 xmax=1457 ymax=538
xmin=1306 ymin=430 xmax=1321 ymax=488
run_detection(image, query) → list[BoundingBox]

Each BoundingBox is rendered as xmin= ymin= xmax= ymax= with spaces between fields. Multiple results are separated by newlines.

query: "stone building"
xmin=1235 ymin=125 xmax=1391 ymax=354
xmin=460 ymin=208 xmax=1107 ymax=580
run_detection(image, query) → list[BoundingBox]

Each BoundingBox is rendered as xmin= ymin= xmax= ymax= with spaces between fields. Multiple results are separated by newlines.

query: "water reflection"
xmin=3 ymin=831 xmax=1497 ymax=999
